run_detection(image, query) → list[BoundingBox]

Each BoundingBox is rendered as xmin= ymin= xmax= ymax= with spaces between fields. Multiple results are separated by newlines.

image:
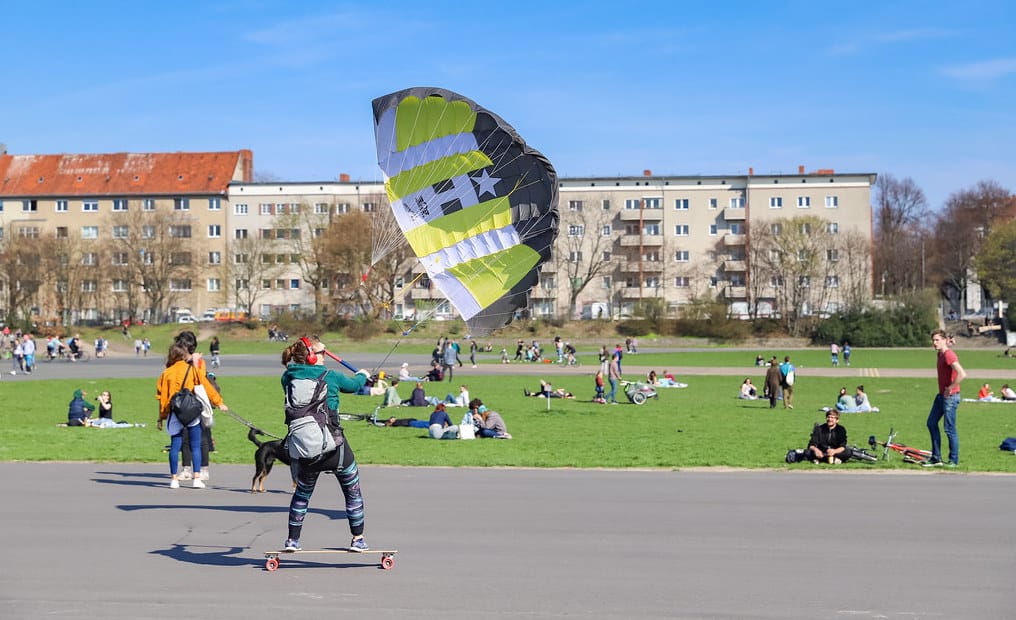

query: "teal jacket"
xmin=281 ymin=364 xmax=366 ymax=413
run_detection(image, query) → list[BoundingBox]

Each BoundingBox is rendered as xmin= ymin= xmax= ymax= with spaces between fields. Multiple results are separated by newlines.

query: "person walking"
xmin=280 ymin=337 xmax=370 ymax=552
xmin=764 ymin=359 xmax=782 ymax=409
xmin=924 ymin=330 xmax=966 ymax=468
xmin=606 ymin=353 xmax=622 ymax=404
xmin=779 ymin=355 xmax=796 ymax=409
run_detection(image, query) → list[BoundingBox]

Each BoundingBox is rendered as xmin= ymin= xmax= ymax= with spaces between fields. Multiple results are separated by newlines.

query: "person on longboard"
xmin=280 ymin=337 xmax=370 ymax=552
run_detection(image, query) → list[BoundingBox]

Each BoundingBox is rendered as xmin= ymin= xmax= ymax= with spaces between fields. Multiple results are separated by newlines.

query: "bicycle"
xmin=868 ymin=428 xmax=933 ymax=464
xmin=338 ymin=406 xmax=385 ymax=427
xmin=46 ymin=349 xmax=91 ymax=362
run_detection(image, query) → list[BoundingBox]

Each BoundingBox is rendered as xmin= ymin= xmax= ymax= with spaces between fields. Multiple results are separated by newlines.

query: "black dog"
xmin=247 ymin=427 xmax=293 ymax=493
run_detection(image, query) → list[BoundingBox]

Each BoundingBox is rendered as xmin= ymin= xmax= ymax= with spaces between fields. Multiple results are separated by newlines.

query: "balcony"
xmin=722 ymin=233 xmax=745 ymax=246
xmin=723 ymin=208 xmax=746 ymax=221
xmin=722 ymin=260 xmax=746 ymax=272
xmin=618 ymin=208 xmax=664 ymax=222
xmin=619 ymin=234 xmax=664 ymax=247
xmin=619 ymin=286 xmax=665 ymax=299
xmin=408 ymin=287 xmax=438 ymax=300
xmin=723 ymin=286 xmax=747 ymax=299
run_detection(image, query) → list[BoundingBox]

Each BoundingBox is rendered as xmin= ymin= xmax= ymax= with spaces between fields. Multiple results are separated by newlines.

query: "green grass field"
xmin=3 ymin=366 xmax=1015 ymax=472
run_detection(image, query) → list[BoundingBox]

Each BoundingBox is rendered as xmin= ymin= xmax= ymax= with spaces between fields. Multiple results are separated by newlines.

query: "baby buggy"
xmin=621 ymin=381 xmax=658 ymax=405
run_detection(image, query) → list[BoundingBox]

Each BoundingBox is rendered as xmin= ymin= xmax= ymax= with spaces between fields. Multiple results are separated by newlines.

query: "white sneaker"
xmin=178 ymin=467 xmax=193 ymax=481
xmin=192 ymin=478 xmax=206 ymax=489
xmin=169 ymin=479 xmax=180 ymax=489
xmin=200 ymin=469 xmax=209 ymax=481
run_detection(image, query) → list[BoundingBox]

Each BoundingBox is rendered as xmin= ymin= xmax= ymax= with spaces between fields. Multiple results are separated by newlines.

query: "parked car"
xmin=177 ymin=315 xmax=197 ymax=324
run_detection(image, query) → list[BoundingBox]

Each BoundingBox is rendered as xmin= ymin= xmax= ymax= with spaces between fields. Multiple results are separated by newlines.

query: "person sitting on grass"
xmin=382 ymin=379 xmax=402 ymax=407
xmin=853 ymin=385 xmax=879 ymax=412
xmin=428 ymin=403 xmax=459 ymax=440
xmin=469 ymin=398 xmax=511 ymax=439
xmin=834 ymin=387 xmax=859 ymax=413
xmin=808 ymin=410 xmax=851 ymax=464
xmin=739 ymin=378 xmax=758 ymax=400
xmin=67 ymin=389 xmax=96 ymax=427
xmin=406 ymin=381 xmax=439 ymax=407
xmin=1001 ymin=384 xmax=1016 ymax=401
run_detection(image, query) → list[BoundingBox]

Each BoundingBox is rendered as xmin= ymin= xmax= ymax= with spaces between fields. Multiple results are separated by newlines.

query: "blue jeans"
xmin=927 ymin=393 xmax=960 ymax=464
xmin=169 ymin=423 xmax=203 ymax=475
xmin=606 ymin=378 xmax=618 ymax=403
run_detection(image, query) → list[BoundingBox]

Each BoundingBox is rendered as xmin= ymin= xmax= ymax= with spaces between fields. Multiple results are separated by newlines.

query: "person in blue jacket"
xmin=67 ymin=389 xmax=96 ymax=426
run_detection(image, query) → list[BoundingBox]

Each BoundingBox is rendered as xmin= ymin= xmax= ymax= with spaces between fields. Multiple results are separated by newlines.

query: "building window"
xmin=234 ymin=254 xmax=249 ymax=264
xmin=624 ymin=199 xmax=639 ymax=209
xmin=56 ymin=226 xmax=68 ymax=238
xmin=56 ymin=200 xmax=68 ymax=212
xmin=729 ymin=223 xmax=743 ymax=235
xmin=709 ymin=198 xmax=718 ymax=209
xmin=169 ymin=225 xmax=192 ymax=238
xmin=771 ymin=223 xmax=782 ymax=234
xmin=83 ymin=200 xmax=98 ymax=212
xmin=568 ymin=225 xmax=584 ymax=237
xmin=826 ymin=249 xmax=839 ymax=262
xmin=644 ymin=223 xmax=661 ymax=236
xmin=112 ymin=279 xmax=129 ymax=292
xmin=140 ymin=250 xmax=153 ymax=265
xmin=208 ymin=251 xmax=221 ymax=265
xmin=771 ymin=275 xmax=784 ymax=287
xmin=141 ymin=225 xmax=154 ymax=239
xmin=260 ymin=228 xmax=273 ymax=240
xmin=112 ymin=252 xmax=129 ymax=265
xmin=601 ymin=199 xmax=611 ymax=210
xmin=209 ymin=197 xmax=221 ymax=210
xmin=827 ymin=222 xmax=839 ymax=234
xmin=174 ymin=198 xmax=190 ymax=211
xmin=81 ymin=280 xmax=97 ymax=292
xmin=601 ymin=225 xmax=611 ymax=236
xmin=825 ymin=275 xmax=840 ymax=288
xmin=799 ymin=222 xmax=812 ymax=234
xmin=825 ymin=195 xmax=839 ymax=208
xmin=675 ymin=276 xmax=690 ymax=288
xmin=799 ymin=276 xmax=810 ymax=288
xmin=290 ymin=203 xmax=300 ymax=214
xmin=769 ymin=196 xmax=783 ymax=208
xmin=208 ymin=225 xmax=221 ymax=238
xmin=797 ymin=196 xmax=811 ymax=208
xmin=170 ymin=252 xmax=192 ymax=266
xmin=290 ymin=279 xmax=301 ymax=289
xmin=336 ymin=203 xmax=350 ymax=214
xmin=113 ymin=199 xmax=128 ymax=211
xmin=81 ymin=252 xmax=97 ymax=266
xmin=541 ymin=276 xmax=555 ymax=290
xmin=568 ymin=200 xmax=583 ymax=212
xmin=315 ymin=202 xmax=329 ymax=214
xmin=709 ymin=224 xmax=717 ymax=236
xmin=234 ymin=203 xmax=248 ymax=215
xmin=17 ymin=226 xmax=39 ymax=238
xmin=729 ymin=196 xmax=744 ymax=208
xmin=170 ymin=279 xmax=192 ymax=291
xmin=235 ymin=279 xmax=249 ymax=290
xmin=235 ymin=229 xmax=248 ymax=239
xmin=143 ymin=199 xmax=155 ymax=211
xmin=81 ymin=226 xmax=98 ymax=239
xmin=112 ymin=225 xmax=128 ymax=239
xmin=567 ymin=251 xmax=583 ymax=262
xmin=674 ymin=225 xmax=689 ymax=236
xmin=22 ymin=199 xmax=38 ymax=212
xmin=260 ymin=203 xmax=274 ymax=215
xmin=674 ymin=198 xmax=689 ymax=210
xmin=674 ymin=250 xmax=690 ymax=262
xmin=363 ymin=202 xmax=376 ymax=213
xmin=207 ymin=278 xmax=220 ymax=291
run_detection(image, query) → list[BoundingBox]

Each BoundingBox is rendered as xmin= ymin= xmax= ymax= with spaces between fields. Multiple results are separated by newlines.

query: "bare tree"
xmin=0 ymin=231 xmax=43 ymax=327
xmin=928 ymin=180 xmax=1015 ymax=312
xmin=226 ymin=231 xmax=285 ymax=315
xmin=835 ymin=229 xmax=873 ymax=310
xmin=39 ymin=234 xmax=94 ymax=327
xmin=555 ymin=204 xmax=616 ymax=318
xmin=873 ymin=174 xmax=930 ymax=296
xmin=324 ymin=211 xmax=374 ymax=317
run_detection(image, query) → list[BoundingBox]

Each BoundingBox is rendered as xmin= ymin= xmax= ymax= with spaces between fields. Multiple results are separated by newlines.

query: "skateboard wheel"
xmin=381 ymin=555 xmax=395 ymax=570
xmin=265 ymin=557 xmax=280 ymax=571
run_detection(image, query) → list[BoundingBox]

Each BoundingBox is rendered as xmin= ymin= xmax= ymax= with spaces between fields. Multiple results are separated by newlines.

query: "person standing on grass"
xmin=924 ymin=329 xmax=966 ymax=468
xmin=606 ymin=353 xmax=622 ymax=404
xmin=764 ymin=358 xmax=782 ymax=409
xmin=779 ymin=355 xmax=796 ymax=409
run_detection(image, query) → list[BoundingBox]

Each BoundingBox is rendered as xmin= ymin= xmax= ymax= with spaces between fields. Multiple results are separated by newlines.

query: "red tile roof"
xmin=0 ymin=150 xmax=253 ymax=197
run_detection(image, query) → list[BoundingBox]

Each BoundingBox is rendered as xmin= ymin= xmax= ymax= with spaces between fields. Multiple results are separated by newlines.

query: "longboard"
xmin=264 ymin=547 xmax=398 ymax=571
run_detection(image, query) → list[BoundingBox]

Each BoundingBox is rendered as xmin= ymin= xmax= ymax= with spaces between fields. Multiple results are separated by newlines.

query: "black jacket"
xmin=809 ymin=423 xmax=847 ymax=451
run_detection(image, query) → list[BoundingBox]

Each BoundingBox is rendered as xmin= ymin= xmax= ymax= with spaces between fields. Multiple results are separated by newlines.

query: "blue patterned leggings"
xmin=287 ymin=443 xmax=365 ymax=541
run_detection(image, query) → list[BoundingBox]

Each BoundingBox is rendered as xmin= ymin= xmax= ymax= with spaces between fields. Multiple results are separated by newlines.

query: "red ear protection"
xmin=300 ymin=337 xmax=318 ymax=365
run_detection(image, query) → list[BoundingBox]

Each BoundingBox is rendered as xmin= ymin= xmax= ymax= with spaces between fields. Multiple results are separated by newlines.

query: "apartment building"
xmin=0 ymin=147 xmax=875 ymax=324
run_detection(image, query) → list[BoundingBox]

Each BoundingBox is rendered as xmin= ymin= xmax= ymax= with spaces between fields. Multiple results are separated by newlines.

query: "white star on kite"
xmin=473 ymin=169 xmax=500 ymax=198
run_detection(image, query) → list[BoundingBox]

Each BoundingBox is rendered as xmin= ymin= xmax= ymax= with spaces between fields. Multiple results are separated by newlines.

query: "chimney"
xmin=748 ymin=167 xmax=753 ymax=176
xmin=339 ymin=173 xmax=351 ymax=182
xmin=798 ymin=165 xmax=805 ymax=174
xmin=643 ymin=169 xmax=652 ymax=177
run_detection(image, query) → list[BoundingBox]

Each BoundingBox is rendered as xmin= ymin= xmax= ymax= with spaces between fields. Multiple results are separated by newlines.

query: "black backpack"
xmin=170 ymin=366 xmax=204 ymax=426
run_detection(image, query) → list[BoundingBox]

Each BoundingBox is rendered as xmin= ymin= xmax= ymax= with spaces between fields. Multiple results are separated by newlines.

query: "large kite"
xmin=372 ymin=87 xmax=559 ymax=334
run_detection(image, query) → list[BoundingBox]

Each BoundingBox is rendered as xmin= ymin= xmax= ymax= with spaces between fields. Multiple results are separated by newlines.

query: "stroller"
xmin=621 ymin=380 xmax=658 ymax=405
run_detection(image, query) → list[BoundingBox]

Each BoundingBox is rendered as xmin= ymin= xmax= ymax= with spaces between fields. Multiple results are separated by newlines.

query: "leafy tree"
xmin=975 ymin=217 xmax=1016 ymax=305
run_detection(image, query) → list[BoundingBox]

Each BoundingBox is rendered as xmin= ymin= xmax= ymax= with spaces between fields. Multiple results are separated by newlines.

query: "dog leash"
xmin=222 ymin=409 xmax=285 ymax=440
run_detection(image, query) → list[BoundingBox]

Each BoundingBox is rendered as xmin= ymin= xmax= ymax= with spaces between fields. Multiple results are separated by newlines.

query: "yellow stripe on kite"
xmin=386 ymin=151 xmax=492 ymax=204
xmin=404 ymin=197 xmax=512 ymax=256
xmin=395 ymin=96 xmax=476 ymax=152
xmin=446 ymin=246 xmax=540 ymax=310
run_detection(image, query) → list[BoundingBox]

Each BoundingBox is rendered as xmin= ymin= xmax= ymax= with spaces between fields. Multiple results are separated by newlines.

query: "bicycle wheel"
xmin=849 ymin=447 xmax=878 ymax=463
xmin=337 ymin=413 xmax=368 ymax=422
xmin=78 ymin=351 xmax=91 ymax=362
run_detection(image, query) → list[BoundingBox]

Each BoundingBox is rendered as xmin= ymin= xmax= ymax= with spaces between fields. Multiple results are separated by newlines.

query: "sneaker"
xmin=178 ymin=467 xmax=193 ymax=481
xmin=200 ymin=469 xmax=209 ymax=481
xmin=192 ymin=478 xmax=206 ymax=488
xmin=946 ymin=462 xmax=958 ymax=468
xmin=284 ymin=538 xmax=301 ymax=552
xmin=169 ymin=479 xmax=180 ymax=489
xmin=921 ymin=459 xmax=944 ymax=468
xmin=349 ymin=537 xmax=369 ymax=552
xmin=832 ymin=457 xmax=842 ymax=464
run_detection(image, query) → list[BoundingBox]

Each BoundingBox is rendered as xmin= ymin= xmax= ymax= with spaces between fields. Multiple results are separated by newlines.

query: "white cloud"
xmin=940 ymin=58 xmax=1016 ymax=81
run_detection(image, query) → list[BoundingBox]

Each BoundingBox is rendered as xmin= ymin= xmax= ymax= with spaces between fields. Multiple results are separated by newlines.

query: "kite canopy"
xmin=372 ymin=87 xmax=559 ymax=334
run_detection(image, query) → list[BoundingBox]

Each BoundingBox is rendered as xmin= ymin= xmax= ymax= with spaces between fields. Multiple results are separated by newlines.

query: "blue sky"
xmin=3 ymin=1 xmax=1014 ymax=209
